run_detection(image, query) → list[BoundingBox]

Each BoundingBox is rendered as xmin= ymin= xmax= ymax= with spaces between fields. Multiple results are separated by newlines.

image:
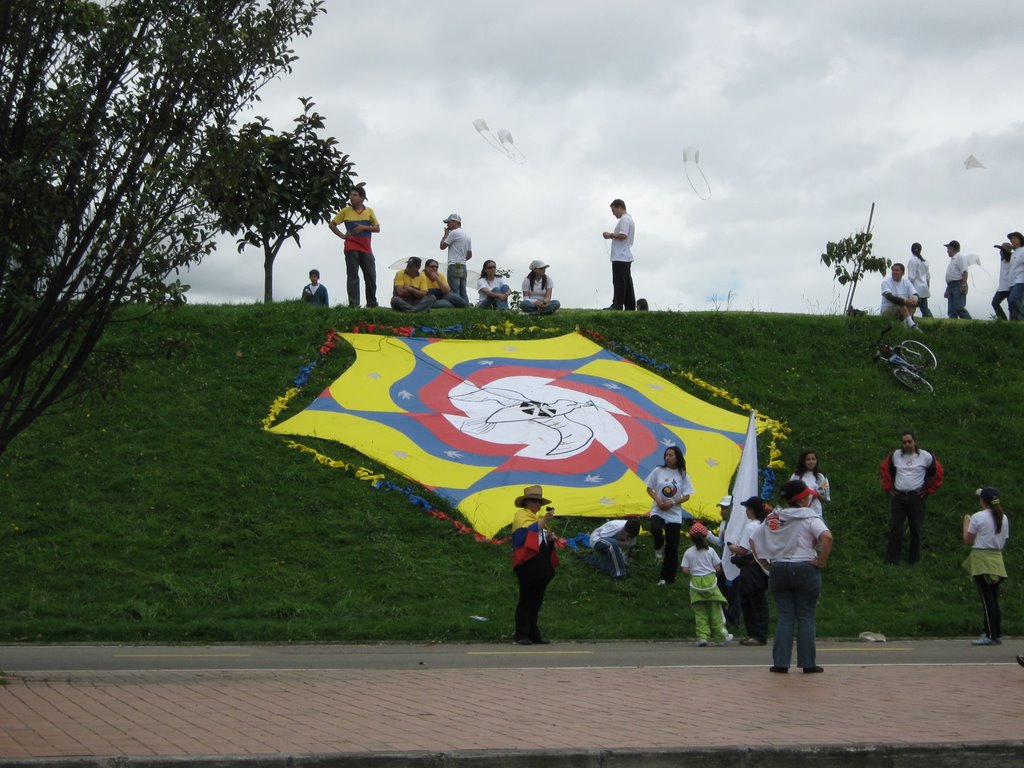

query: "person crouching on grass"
xmin=681 ymin=522 xmax=730 ymax=647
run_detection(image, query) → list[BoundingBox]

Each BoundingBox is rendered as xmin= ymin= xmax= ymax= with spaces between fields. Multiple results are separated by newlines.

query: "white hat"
xmin=529 ymin=259 xmax=549 ymax=270
xmin=718 ymin=495 xmax=733 ymax=507
xmin=443 ymin=213 xmax=462 ymax=223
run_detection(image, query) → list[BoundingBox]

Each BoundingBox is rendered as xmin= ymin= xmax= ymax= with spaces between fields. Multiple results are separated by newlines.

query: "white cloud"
xmin=183 ymin=0 xmax=1024 ymax=319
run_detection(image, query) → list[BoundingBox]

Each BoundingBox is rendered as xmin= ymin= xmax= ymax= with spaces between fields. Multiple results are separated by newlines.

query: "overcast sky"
xmin=183 ymin=0 xmax=1024 ymax=318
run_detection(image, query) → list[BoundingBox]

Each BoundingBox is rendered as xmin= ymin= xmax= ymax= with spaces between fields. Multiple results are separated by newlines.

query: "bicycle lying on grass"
xmin=873 ymin=327 xmax=937 ymax=394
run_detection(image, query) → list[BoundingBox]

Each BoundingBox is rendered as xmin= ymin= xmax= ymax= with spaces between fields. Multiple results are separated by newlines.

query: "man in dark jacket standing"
xmin=880 ymin=431 xmax=944 ymax=564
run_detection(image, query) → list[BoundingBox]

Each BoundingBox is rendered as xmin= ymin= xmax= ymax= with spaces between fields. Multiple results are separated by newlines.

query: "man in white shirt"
xmin=602 ymin=199 xmax=636 ymax=311
xmin=439 ymin=213 xmax=473 ymax=305
xmin=879 ymin=263 xmax=919 ymax=329
xmin=880 ymin=431 xmax=944 ymax=564
xmin=1006 ymin=231 xmax=1024 ymax=321
xmin=588 ymin=518 xmax=641 ymax=579
xmin=942 ymin=240 xmax=972 ymax=319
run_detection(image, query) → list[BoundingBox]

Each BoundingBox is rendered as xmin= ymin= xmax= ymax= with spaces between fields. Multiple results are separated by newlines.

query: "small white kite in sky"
xmin=964 ymin=154 xmax=985 ymax=170
xmin=473 ymin=118 xmax=526 ymax=164
xmin=683 ymin=145 xmax=711 ymax=200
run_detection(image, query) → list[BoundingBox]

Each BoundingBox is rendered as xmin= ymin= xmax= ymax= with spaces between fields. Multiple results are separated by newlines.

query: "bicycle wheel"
xmin=893 ymin=366 xmax=934 ymax=394
xmin=895 ymin=340 xmax=937 ymax=370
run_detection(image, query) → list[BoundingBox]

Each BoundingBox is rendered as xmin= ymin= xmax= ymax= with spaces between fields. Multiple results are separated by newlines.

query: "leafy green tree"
xmin=820 ymin=231 xmax=891 ymax=315
xmin=0 ymin=0 xmax=324 ymax=456
xmin=201 ymin=98 xmax=357 ymax=303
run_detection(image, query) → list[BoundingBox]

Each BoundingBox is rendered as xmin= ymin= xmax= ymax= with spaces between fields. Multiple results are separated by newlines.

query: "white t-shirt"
xmin=681 ymin=546 xmax=721 ymax=577
xmin=892 ymin=449 xmax=934 ymax=492
xmin=590 ymin=519 xmax=628 ymax=547
xmin=443 ymin=228 xmax=472 ymax=265
xmin=522 ymin=275 xmax=554 ymax=302
xmin=751 ymin=507 xmax=829 ymax=563
xmin=1008 ymin=248 xmax=1024 ymax=287
xmin=644 ymin=465 xmax=695 ymax=524
xmin=610 ymin=213 xmax=634 ymax=262
xmin=477 ymin=275 xmax=509 ymax=298
xmin=967 ymin=510 xmax=1009 ymax=550
xmin=944 ymin=252 xmax=968 ymax=283
xmin=997 ymin=256 xmax=1012 ymax=292
xmin=880 ymin=276 xmax=917 ymax=313
xmin=906 ymin=257 xmax=931 ymax=299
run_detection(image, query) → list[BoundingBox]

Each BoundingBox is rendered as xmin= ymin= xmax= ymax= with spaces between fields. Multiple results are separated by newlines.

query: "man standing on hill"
xmin=880 ymin=432 xmax=944 ymax=564
xmin=329 ymin=186 xmax=380 ymax=308
xmin=602 ymin=199 xmax=636 ymax=311
xmin=943 ymin=240 xmax=971 ymax=319
xmin=439 ymin=214 xmax=472 ymax=306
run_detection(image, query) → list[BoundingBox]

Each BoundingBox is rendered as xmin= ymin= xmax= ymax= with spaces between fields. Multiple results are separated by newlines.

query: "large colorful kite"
xmin=271 ymin=332 xmax=751 ymax=538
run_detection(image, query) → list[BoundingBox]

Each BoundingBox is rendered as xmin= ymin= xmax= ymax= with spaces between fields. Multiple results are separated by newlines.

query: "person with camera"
xmin=511 ymin=485 xmax=559 ymax=645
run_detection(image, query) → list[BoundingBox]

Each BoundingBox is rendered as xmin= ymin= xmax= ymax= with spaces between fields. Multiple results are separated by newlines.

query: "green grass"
xmin=0 ymin=303 xmax=1020 ymax=642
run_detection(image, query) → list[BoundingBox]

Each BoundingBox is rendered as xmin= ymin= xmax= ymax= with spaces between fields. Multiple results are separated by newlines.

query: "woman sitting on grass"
xmin=477 ymin=260 xmax=511 ymax=309
xmin=519 ymin=260 xmax=560 ymax=315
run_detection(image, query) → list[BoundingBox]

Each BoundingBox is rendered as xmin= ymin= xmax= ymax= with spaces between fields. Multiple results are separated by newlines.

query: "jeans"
xmin=345 ymin=250 xmax=378 ymax=307
xmin=478 ymin=284 xmax=511 ymax=310
xmin=447 ymin=263 xmax=469 ymax=305
xmin=1008 ymin=283 xmax=1024 ymax=321
xmin=592 ymin=537 xmax=629 ymax=578
xmin=431 ymin=290 xmax=467 ymax=309
xmin=886 ymin=492 xmax=926 ymax=564
xmin=390 ymin=293 xmax=436 ymax=312
xmin=916 ymin=297 xmax=933 ymax=318
xmin=946 ymin=281 xmax=971 ymax=319
xmin=991 ymin=291 xmax=1010 ymax=320
xmin=769 ymin=561 xmax=821 ymax=669
xmin=520 ymin=299 xmax=561 ymax=315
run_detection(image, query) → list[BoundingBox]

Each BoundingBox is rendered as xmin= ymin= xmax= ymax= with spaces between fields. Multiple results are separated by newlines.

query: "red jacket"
xmin=879 ymin=449 xmax=944 ymax=495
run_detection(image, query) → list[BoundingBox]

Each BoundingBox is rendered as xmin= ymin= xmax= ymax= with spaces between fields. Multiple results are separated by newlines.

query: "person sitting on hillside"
xmin=301 ymin=269 xmax=329 ymax=306
xmin=880 ymin=263 xmax=919 ymax=329
xmin=477 ymin=260 xmax=511 ymax=309
xmin=519 ymin=260 xmax=561 ymax=315
xmin=391 ymin=257 xmax=437 ymax=313
xmin=586 ymin=518 xmax=642 ymax=579
xmin=421 ymin=259 xmax=467 ymax=308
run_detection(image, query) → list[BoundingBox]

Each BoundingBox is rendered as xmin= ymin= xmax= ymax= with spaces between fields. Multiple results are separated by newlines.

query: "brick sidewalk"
xmin=1 ymin=662 xmax=1022 ymax=761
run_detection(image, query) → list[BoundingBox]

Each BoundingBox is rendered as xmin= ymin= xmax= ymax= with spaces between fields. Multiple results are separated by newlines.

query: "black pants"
xmin=737 ymin=564 xmax=769 ymax=642
xmin=974 ymin=575 xmax=1003 ymax=640
xmin=886 ymin=492 xmax=926 ymax=564
xmin=611 ymin=261 xmax=636 ymax=310
xmin=514 ymin=552 xmax=555 ymax=642
xmin=992 ymin=290 xmax=1010 ymax=321
xmin=650 ymin=516 xmax=681 ymax=583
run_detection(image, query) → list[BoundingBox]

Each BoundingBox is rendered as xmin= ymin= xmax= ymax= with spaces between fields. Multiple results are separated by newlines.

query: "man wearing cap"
xmin=602 ymin=199 xmax=636 ymax=311
xmin=879 ymin=263 xmax=920 ymax=329
xmin=439 ymin=214 xmax=473 ymax=305
xmin=511 ymin=485 xmax=559 ymax=645
xmin=880 ymin=431 xmax=944 ymax=564
xmin=329 ymin=186 xmax=380 ymax=308
xmin=520 ymin=260 xmax=561 ymax=315
xmin=390 ymin=257 xmax=437 ymax=313
xmin=942 ymin=240 xmax=971 ymax=319
xmin=1005 ymin=232 xmax=1024 ymax=321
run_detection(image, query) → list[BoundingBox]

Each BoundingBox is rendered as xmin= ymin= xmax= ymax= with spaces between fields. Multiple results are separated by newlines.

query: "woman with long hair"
xmin=519 ymin=260 xmax=561 ymax=315
xmin=963 ymin=487 xmax=1010 ymax=646
xmin=477 ymin=259 xmax=511 ymax=309
xmin=790 ymin=449 xmax=830 ymax=517
xmin=644 ymin=445 xmax=694 ymax=585
xmin=906 ymin=242 xmax=932 ymax=318
xmin=992 ymin=242 xmax=1013 ymax=320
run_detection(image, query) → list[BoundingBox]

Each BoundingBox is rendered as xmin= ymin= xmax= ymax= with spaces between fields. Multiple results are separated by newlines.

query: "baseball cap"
xmin=529 ymin=259 xmax=549 ymax=270
xmin=943 ymin=240 xmax=960 ymax=249
xmin=442 ymin=214 xmax=461 ymax=224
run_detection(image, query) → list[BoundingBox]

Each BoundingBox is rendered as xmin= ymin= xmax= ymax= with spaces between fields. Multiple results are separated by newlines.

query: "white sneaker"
xmin=657 ymin=579 xmax=667 ymax=586
xmin=654 ymin=548 xmax=665 ymax=562
xmin=696 ymin=639 xmax=708 ymax=647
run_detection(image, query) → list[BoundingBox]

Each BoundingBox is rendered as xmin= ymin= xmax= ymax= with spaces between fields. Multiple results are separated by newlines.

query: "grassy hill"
xmin=0 ymin=303 xmax=1020 ymax=643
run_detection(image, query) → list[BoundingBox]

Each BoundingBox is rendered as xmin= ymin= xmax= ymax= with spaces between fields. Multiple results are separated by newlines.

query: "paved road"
xmin=2 ymin=640 xmax=1022 ymax=767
